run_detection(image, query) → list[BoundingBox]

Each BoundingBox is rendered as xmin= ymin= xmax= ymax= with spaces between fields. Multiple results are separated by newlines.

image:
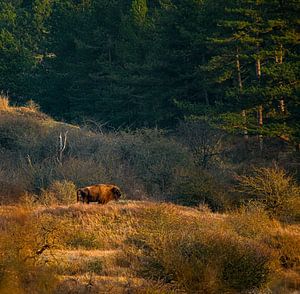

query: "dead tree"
xmin=58 ymin=131 xmax=68 ymax=165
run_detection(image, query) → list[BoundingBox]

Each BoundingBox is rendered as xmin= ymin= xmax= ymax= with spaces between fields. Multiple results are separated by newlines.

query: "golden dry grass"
xmin=0 ymin=201 xmax=299 ymax=293
xmin=0 ymin=95 xmax=10 ymax=111
xmin=0 ymin=96 xmax=51 ymax=123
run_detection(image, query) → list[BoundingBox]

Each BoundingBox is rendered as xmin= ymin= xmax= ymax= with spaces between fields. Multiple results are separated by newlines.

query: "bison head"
xmin=77 ymin=188 xmax=89 ymax=203
xmin=112 ymin=187 xmax=122 ymax=200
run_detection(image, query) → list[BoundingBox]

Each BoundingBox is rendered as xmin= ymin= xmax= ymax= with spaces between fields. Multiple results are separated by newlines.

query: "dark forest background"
xmin=0 ymin=0 xmax=299 ymax=142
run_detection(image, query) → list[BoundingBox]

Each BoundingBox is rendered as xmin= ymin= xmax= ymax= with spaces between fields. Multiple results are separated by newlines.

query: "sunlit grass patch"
xmin=0 ymin=95 xmax=10 ymax=111
xmin=0 ymin=201 xmax=299 ymax=293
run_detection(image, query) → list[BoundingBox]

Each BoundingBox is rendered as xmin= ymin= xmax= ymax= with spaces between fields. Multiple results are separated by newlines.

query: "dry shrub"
xmin=228 ymin=203 xmax=280 ymax=239
xmin=57 ymin=158 xmax=109 ymax=188
xmin=27 ymin=159 xmax=67 ymax=193
xmin=1 ymin=200 xmax=296 ymax=293
xmin=25 ymin=99 xmax=40 ymax=112
xmin=54 ymin=275 xmax=175 ymax=294
xmin=114 ymin=129 xmax=195 ymax=197
xmin=264 ymin=230 xmax=300 ymax=270
xmin=0 ymin=161 xmax=34 ymax=203
xmin=40 ymin=180 xmax=77 ymax=205
xmin=229 ymin=205 xmax=300 ymax=267
xmin=237 ymin=166 xmax=300 ymax=221
xmin=54 ymin=275 xmax=101 ymax=294
xmin=60 ymin=204 xmax=137 ymax=250
xmin=158 ymin=233 xmax=273 ymax=292
xmin=271 ymin=270 xmax=300 ymax=293
xmin=125 ymin=205 xmax=276 ymax=293
xmin=18 ymin=192 xmax=38 ymax=208
xmin=0 ymin=113 xmax=45 ymax=151
xmin=0 ymin=109 xmax=233 ymax=206
xmin=0 ymin=207 xmax=66 ymax=293
xmin=172 ymin=168 xmax=231 ymax=210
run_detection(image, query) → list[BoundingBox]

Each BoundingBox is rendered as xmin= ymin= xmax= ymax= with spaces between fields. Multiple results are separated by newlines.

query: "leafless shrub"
xmin=176 ymin=120 xmax=225 ymax=168
xmin=237 ymin=166 xmax=300 ymax=221
xmin=0 ymin=110 xmax=236 ymax=212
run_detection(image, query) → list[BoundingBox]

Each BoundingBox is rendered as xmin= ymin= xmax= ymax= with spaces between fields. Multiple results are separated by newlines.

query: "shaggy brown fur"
xmin=77 ymin=184 xmax=122 ymax=204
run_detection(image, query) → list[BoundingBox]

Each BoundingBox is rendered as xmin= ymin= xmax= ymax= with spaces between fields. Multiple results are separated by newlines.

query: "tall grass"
xmin=0 ymin=95 xmax=10 ymax=111
xmin=0 ymin=201 xmax=299 ymax=293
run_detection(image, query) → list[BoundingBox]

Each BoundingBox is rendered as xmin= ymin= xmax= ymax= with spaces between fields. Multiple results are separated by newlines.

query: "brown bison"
xmin=77 ymin=184 xmax=122 ymax=204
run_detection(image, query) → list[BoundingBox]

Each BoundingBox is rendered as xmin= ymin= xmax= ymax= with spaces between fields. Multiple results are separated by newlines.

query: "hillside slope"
xmin=0 ymin=98 xmax=232 ymax=210
xmin=0 ymin=98 xmax=300 ymax=293
xmin=1 ymin=201 xmax=300 ymax=293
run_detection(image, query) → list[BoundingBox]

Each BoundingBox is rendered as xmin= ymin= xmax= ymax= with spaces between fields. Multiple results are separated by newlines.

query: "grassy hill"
xmin=1 ymin=201 xmax=300 ymax=293
xmin=0 ymin=97 xmax=300 ymax=293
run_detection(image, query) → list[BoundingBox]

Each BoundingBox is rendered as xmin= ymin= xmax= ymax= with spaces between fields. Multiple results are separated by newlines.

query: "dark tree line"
xmin=0 ymin=0 xmax=299 ymax=144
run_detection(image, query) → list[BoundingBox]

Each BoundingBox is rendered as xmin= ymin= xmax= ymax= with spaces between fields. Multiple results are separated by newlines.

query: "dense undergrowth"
xmin=1 ymin=98 xmax=299 ymax=214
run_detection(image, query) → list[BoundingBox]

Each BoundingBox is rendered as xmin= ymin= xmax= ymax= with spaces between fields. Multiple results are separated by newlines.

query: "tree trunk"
xmin=276 ymin=44 xmax=286 ymax=114
xmin=236 ymin=50 xmax=243 ymax=89
xmin=257 ymin=105 xmax=263 ymax=153
xmin=256 ymin=58 xmax=263 ymax=153
xmin=256 ymin=58 xmax=261 ymax=80
xmin=279 ymin=99 xmax=286 ymax=114
xmin=275 ymin=44 xmax=283 ymax=64
xmin=242 ymin=109 xmax=249 ymax=144
xmin=236 ymin=48 xmax=248 ymax=146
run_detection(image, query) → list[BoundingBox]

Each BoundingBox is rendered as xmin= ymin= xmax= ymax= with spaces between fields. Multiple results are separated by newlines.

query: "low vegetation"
xmin=0 ymin=202 xmax=299 ymax=293
xmin=237 ymin=166 xmax=300 ymax=222
xmin=0 ymin=99 xmax=299 ymax=293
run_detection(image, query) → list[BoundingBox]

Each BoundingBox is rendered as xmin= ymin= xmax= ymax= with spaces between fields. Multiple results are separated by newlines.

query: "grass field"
xmin=0 ymin=200 xmax=299 ymax=293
